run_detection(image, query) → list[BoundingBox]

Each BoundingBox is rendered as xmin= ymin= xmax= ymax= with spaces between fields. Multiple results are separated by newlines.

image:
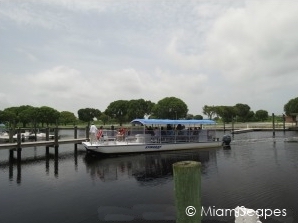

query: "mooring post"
xmin=86 ymin=126 xmax=89 ymax=140
xmin=74 ymin=146 xmax=78 ymax=171
xmin=74 ymin=125 xmax=78 ymax=150
xmin=74 ymin=126 xmax=78 ymax=139
xmin=17 ymin=128 xmax=21 ymax=149
xmin=16 ymin=128 xmax=22 ymax=161
xmin=45 ymin=127 xmax=49 ymax=154
xmin=46 ymin=127 xmax=49 ymax=141
xmin=272 ymin=113 xmax=275 ymax=138
xmin=173 ymin=161 xmax=201 ymax=223
xmin=9 ymin=128 xmax=13 ymax=143
xmin=282 ymin=114 xmax=286 ymax=132
xmin=54 ymin=127 xmax=59 ymax=147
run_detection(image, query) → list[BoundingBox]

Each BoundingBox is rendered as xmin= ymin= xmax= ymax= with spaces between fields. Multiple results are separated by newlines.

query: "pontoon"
xmin=82 ymin=119 xmax=221 ymax=154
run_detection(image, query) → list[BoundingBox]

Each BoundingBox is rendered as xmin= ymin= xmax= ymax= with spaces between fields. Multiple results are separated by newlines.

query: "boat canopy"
xmin=131 ymin=119 xmax=216 ymax=125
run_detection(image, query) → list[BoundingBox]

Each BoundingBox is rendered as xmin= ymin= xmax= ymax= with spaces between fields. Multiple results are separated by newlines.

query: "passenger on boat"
xmin=147 ymin=126 xmax=154 ymax=136
xmin=117 ymin=127 xmax=125 ymax=141
xmin=89 ymin=123 xmax=98 ymax=145
xmin=167 ymin=124 xmax=174 ymax=135
xmin=154 ymin=127 xmax=160 ymax=137
xmin=193 ymin=127 xmax=199 ymax=135
xmin=97 ymin=126 xmax=103 ymax=140
xmin=160 ymin=127 xmax=166 ymax=136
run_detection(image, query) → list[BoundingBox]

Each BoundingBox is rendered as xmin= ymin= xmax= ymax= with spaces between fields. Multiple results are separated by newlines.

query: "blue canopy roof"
xmin=131 ymin=119 xmax=216 ymax=125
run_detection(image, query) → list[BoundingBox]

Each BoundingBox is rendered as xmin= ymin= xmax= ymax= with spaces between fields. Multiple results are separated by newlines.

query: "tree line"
xmin=0 ymin=96 xmax=297 ymax=128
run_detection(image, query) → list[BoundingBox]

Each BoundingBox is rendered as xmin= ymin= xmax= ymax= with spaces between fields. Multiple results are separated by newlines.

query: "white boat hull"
xmin=82 ymin=141 xmax=221 ymax=154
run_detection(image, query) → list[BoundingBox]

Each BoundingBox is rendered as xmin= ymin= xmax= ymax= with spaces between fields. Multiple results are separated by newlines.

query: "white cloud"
xmin=1 ymin=0 xmax=297 ymax=115
xmin=203 ymin=1 xmax=298 ymax=81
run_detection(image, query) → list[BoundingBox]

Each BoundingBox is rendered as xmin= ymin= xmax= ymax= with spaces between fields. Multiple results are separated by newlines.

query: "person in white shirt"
xmin=89 ymin=123 xmax=98 ymax=145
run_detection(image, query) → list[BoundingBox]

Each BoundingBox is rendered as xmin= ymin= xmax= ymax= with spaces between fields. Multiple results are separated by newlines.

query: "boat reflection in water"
xmin=83 ymin=149 xmax=216 ymax=183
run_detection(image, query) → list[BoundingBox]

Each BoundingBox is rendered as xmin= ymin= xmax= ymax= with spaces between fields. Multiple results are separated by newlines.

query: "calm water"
xmin=0 ymin=130 xmax=298 ymax=223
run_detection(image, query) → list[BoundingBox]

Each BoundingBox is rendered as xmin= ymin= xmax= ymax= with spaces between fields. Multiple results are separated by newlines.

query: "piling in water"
xmin=272 ymin=113 xmax=275 ymax=138
xmin=173 ymin=161 xmax=201 ymax=223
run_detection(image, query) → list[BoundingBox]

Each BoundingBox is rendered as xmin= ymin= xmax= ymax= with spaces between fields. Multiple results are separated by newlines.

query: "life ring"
xmin=97 ymin=130 xmax=103 ymax=139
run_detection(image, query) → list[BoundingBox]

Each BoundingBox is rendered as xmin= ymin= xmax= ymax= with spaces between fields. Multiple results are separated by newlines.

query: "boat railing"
xmin=125 ymin=129 xmax=217 ymax=143
xmin=101 ymin=128 xmax=217 ymax=143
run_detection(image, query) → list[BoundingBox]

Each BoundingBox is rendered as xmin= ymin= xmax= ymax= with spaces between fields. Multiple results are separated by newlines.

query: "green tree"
xmin=202 ymin=105 xmax=217 ymax=119
xmin=105 ymin=100 xmax=128 ymax=125
xmin=216 ymin=106 xmax=236 ymax=123
xmin=37 ymin=106 xmax=60 ymax=126
xmin=186 ymin=114 xmax=194 ymax=120
xmin=78 ymin=108 xmax=101 ymax=125
xmin=18 ymin=105 xmax=37 ymax=127
xmin=3 ymin=107 xmax=20 ymax=128
xmin=0 ymin=109 xmax=17 ymax=127
xmin=234 ymin=103 xmax=251 ymax=122
xmin=255 ymin=110 xmax=268 ymax=121
xmin=284 ymin=97 xmax=298 ymax=120
xmin=99 ymin=113 xmax=109 ymax=125
xmin=59 ymin=111 xmax=77 ymax=126
xmin=152 ymin=97 xmax=188 ymax=119
xmin=127 ymin=99 xmax=155 ymax=120
xmin=247 ymin=110 xmax=255 ymax=121
xmin=194 ymin=114 xmax=203 ymax=120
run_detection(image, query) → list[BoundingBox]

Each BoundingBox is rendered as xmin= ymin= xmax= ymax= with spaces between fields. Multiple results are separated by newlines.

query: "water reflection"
xmin=83 ymin=149 xmax=216 ymax=184
xmin=1 ymin=131 xmax=297 ymax=223
xmin=2 ymin=145 xmax=80 ymax=184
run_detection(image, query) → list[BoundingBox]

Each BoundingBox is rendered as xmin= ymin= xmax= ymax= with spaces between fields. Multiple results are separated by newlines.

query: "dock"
xmin=0 ymin=126 xmax=91 ymax=162
xmin=230 ymin=128 xmax=255 ymax=134
xmin=0 ymin=138 xmax=87 ymax=150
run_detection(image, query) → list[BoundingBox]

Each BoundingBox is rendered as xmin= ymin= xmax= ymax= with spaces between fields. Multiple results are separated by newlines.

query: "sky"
xmin=1 ymin=0 xmax=298 ymax=117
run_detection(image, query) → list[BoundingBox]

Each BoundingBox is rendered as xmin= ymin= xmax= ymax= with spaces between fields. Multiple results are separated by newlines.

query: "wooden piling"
xmin=173 ymin=161 xmax=201 ymax=223
xmin=282 ymin=114 xmax=286 ymax=132
xmin=9 ymin=128 xmax=13 ymax=143
xmin=54 ymin=127 xmax=59 ymax=147
xmin=85 ymin=126 xmax=89 ymax=140
xmin=17 ymin=128 xmax=21 ymax=149
xmin=46 ymin=128 xmax=49 ymax=141
xmin=45 ymin=127 xmax=50 ymax=153
xmin=272 ymin=113 xmax=275 ymax=138
xmin=74 ymin=126 xmax=78 ymax=139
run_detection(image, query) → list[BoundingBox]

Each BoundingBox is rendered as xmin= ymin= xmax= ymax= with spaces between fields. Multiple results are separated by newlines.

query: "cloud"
xmin=0 ymin=65 xmax=209 ymax=114
xmin=203 ymin=1 xmax=298 ymax=81
xmin=0 ymin=1 xmax=70 ymax=30
xmin=15 ymin=48 xmax=38 ymax=62
xmin=4 ymin=66 xmax=94 ymax=112
xmin=1 ymin=0 xmax=297 ymax=115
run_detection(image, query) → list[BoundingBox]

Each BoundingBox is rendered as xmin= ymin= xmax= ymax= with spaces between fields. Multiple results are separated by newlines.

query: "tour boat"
xmin=82 ymin=119 xmax=221 ymax=154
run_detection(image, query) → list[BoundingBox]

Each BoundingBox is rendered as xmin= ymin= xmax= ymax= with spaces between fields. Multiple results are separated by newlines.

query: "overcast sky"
xmin=1 ymin=0 xmax=297 ymax=117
